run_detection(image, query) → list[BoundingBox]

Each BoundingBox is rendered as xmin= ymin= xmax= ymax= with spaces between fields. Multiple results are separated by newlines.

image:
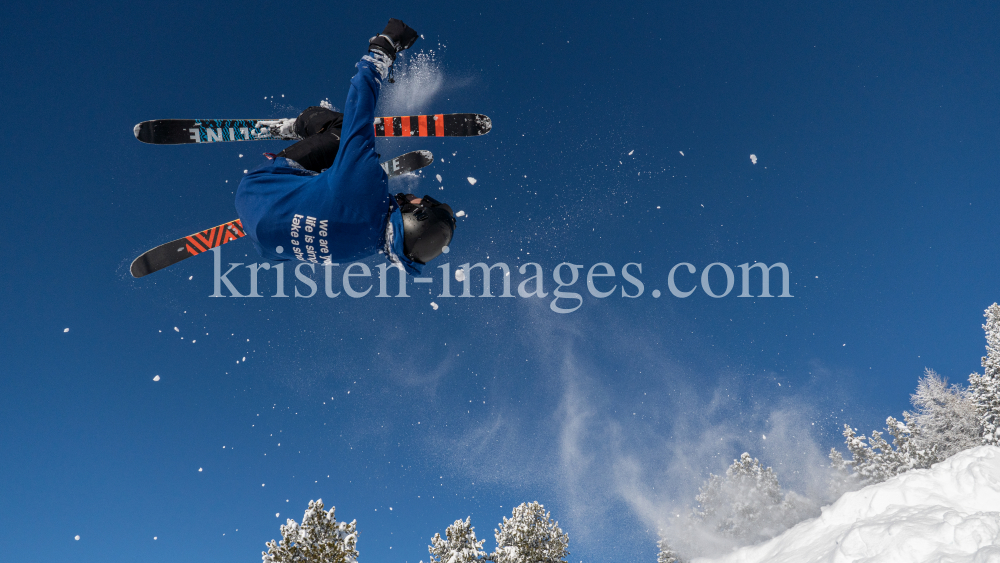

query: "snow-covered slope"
xmin=696 ymin=446 xmax=1000 ymax=563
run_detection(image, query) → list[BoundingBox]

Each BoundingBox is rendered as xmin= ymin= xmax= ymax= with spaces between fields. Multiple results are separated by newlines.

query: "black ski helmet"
xmin=398 ymin=194 xmax=456 ymax=264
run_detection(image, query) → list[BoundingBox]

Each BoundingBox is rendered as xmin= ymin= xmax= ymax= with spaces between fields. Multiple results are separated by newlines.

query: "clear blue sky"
xmin=1 ymin=1 xmax=997 ymax=562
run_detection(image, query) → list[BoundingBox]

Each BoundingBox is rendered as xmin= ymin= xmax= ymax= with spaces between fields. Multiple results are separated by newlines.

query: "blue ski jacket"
xmin=234 ymin=53 xmax=422 ymax=276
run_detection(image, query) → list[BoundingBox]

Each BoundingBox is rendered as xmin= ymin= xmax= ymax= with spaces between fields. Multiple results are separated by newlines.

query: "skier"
xmin=234 ymin=18 xmax=455 ymax=276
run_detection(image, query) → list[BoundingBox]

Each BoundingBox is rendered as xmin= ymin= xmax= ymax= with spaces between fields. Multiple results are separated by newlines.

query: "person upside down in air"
xmin=235 ymin=18 xmax=455 ymax=276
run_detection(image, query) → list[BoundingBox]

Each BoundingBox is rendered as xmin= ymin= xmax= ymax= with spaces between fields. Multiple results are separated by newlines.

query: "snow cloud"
xmin=377 ymin=49 xmax=446 ymax=115
xmin=423 ymin=308 xmax=855 ymax=560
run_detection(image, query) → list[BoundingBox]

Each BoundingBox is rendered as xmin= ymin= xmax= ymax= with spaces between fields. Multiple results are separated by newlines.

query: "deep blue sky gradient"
xmin=1 ymin=2 xmax=998 ymax=562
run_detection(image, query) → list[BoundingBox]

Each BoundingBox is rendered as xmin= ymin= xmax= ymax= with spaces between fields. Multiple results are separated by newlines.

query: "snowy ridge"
xmin=695 ymin=446 xmax=1000 ymax=563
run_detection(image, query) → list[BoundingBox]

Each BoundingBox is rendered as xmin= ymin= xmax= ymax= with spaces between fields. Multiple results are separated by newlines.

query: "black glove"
xmin=369 ymin=18 xmax=419 ymax=60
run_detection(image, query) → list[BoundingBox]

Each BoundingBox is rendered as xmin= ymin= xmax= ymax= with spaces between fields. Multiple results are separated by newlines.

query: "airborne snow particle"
xmin=455 ymin=268 xmax=466 ymax=282
xmin=198 ymin=468 xmax=203 ymax=472
xmin=188 ymin=276 xmax=193 ymax=280
xmin=467 ymin=177 xmax=477 ymax=185
xmin=750 ymin=154 xmax=758 ymax=165
xmin=153 ymin=375 xmax=160 ymax=382
xmin=679 ymin=151 xmax=684 ymax=156
xmin=436 ymin=174 xmax=442 ymax=182
xmin=628 ymin=150 xmax=634 ymax=155
xmin=276 ymin=513 xmax=280 ymax=517
xmin=763 ymin=434 xmax=767 ymax=440
xmin=174 ymin=327 xmax=179 ymax=332
xmin=431 ymin=302 xmax=439 ymax=310
xmin=456 ymin=210 xmax=466 ymax=217
xmin=239 ymin=154 xmax=243 ymax=158
xmin=74 ymin=535 xmax=80 ymax=541
xmin=154 ymin=537 xmax=157 ymax=540
xmin=243 ymin=169 xmax=248 ymax=174
xmin=63 ymin=328 xmax=69 ymax=333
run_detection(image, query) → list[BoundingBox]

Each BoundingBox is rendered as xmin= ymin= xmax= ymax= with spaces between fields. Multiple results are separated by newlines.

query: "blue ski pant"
xmin=233 ymin=52 xmax=393 ymax=264
xmin=318 ymin=53 xmax=388 ymax=202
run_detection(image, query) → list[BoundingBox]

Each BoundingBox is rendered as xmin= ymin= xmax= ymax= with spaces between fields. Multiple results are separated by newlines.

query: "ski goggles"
xmin=396 ymin=193 xmax=455 ymax=219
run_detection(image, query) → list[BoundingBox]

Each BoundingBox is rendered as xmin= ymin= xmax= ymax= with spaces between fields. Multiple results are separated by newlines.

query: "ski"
xmin=377 ymin=149 xmax=434 ymax=178
xmin=374 ymin=114 xmax=491 ymax=138
xmin=134 ymin=114 xmax=491 ymax=145
xmin=130 ymin=218 xmax=247 ymax=279
xmin=130 ymin=150 xmax=434 ymax=278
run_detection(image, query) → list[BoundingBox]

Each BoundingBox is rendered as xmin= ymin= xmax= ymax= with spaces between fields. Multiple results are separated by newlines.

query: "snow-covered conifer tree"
xmin=841 ymin=416 xmax=933 ymax=485
xmin=969 ymin=303 xmax=1000 ymax=445
xmin=491 ymin=502 xmax=569 ymax=563
xmin=656 ymin=538 xmax=686 ymax=563
xmin=887 ymin=415 xmax=937 ymax=470
xmin=840 ymin=362 xmax=986 ymax=485
xmin=660 ymin=453 xmax=819 ymax=558
xmin=826 ymin=448 xmax=860 ymax=499
xmin=262 ymin=499 xmax=358 ymax=563
xmin=426 ymin=517 xmax=487 ymax=563
xmin=905 ymin=368 xmax=980 ymax=461
xmin=693 ymin=453 xmax=794 ymax=542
